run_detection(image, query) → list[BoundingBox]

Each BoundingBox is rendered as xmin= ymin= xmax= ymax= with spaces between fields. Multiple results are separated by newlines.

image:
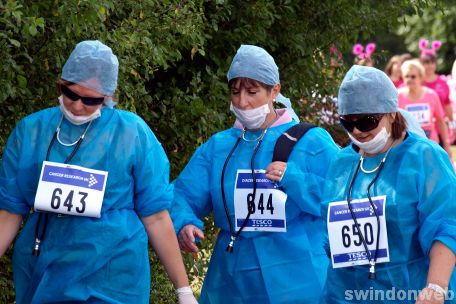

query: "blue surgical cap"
xmin=338 ymin=65 xmax=398 ymax=115
xmin=275 ymin=93 xmax=300 ymax=122
xmin=227 ymin=45 xmax=279 ymax=85
xmin=62 ymin=40 xmax=119 ymax=96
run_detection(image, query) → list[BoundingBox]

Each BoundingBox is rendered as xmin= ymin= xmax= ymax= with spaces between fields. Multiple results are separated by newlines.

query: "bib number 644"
xmin=247 ymin=192 xmax=275 ymax=215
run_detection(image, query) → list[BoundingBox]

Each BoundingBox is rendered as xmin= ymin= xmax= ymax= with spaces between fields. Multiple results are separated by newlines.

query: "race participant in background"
xmin=419 ymin=39 xmax=454 ymax=144
xmin=397 ymin=59 xmax=452 ymax=158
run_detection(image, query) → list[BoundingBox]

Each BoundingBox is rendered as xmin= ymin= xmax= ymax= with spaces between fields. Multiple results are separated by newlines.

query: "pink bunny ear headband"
xmin=352 ymin=43 xmax=376 ymax=59
xmin=419 ymin=39 xmax=442 ymax=56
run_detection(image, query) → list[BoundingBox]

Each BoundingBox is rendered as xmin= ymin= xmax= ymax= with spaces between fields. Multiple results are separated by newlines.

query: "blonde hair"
xmin=401 ymin=59 xmax=425 ymax=78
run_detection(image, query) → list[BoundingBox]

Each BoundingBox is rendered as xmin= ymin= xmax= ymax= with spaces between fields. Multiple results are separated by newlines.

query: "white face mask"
xmin=59 ymin=96 xmax=101 ymax=125
xmin=348 ymin=127 xmax=390 ymax=154
xmin=230 ymin=102 xmax=270 ymax=129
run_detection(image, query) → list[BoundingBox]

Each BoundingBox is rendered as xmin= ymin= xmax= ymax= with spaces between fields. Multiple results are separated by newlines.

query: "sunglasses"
xmin=340 ymin=114 xmax=384 ymax=133
xmin=61 ymin=85 xmax=105 ymax=106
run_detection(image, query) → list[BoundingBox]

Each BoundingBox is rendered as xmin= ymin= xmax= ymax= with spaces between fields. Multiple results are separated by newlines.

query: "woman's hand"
xmin=416 ymin=287 xmax=445 ymax=304
xmin=266 ymin=161 xmax=287 ymax=182
xmin=178 ymin=224 xmax=205 ymax=253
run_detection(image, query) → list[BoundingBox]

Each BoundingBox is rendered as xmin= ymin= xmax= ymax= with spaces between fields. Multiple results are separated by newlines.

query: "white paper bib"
xmin=34 ymin=161 xmax=108 ymax=218
xmin=327 ymin=195 xmax=389 ymax=268
xmin=406 ymin=103 xmax=431 ymax=125
xmin=234 ymin=169 xmax=287 ymax=232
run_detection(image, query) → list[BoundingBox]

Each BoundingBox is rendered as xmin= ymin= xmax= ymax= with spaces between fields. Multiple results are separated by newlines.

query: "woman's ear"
xmin=272 ymin=83 xmax=281 ymax=100
xmin=389 ymin=112 xmax=397 ymax=123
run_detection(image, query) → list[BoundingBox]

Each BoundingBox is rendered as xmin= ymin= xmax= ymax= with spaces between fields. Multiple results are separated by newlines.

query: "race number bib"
xmin=234 ymin=169 xmax=287 ymax=232
xmin=405 ymin=104 xmax=431 ymax=125
xmin=327 ymin=195 xmax=389 ymax=268
xmin=34 ymin=161 xmax=108 ymax=218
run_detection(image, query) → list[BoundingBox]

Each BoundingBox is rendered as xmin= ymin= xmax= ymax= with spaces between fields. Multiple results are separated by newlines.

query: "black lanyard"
xmin=345 ymin=148 xmax=390 ymax=279
xmin=32 ymin=115 xmax=92 ymax=256
xmin=222 ymin=128 xmax=267 ymax=253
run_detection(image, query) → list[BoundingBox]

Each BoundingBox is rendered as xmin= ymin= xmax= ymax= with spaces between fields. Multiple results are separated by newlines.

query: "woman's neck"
xmin=260 ymin=108 xmax=278 ymax=129
xmin=407 ymin=86 xmax=423 ymax=100
xmin=390 ymin=75 xmax=401 ymax=82
xmin=424 ymin=73 xmax=437 ymax=82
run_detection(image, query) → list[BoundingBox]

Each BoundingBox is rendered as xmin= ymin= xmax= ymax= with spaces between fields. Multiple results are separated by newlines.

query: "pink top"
xmin=398 ymin=87 xmax=444 ymax=143
xmin=234 ymin=108 xmax=293 ymax=129
xmin=393 ymin=79 xmax=403 ymax=89
xmin=423 ymin=75 xmax=451 ymax=107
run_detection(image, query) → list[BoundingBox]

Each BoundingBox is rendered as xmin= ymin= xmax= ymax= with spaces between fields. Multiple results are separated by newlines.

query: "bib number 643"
xmin=50 ymin=188 xmax=88 ymax=214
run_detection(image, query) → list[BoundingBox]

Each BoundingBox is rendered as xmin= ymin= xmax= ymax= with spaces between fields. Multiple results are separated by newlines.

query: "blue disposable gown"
xmin=320 ymin=132 xmax=456 ymax=303
xmin=171 ymin=120 xmax=339 ymax=303
xmin=0 ymin=106 xmax=172 ymax=303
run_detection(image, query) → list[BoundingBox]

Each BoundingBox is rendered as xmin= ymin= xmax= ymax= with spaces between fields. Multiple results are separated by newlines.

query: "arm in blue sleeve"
xmin=417 ymin=145 xmax=456 ymax=256
xmin=170 ymin=141 xmax=214 ymax=234
xmin=133 ymin=118 xmax=173 ymax=217
xmin=278 ymin=127 xmax=339 ymax=216
xmin=0 ymin=120 xmax=30 ymax=216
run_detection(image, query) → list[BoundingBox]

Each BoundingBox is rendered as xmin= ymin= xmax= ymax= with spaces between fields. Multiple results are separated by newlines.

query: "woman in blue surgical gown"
xmin=0 ymin=40 xmax=197 ymax=304
xmin=170 ymin=45 xmax=339 ymax=303
xmin=321 ymin=65 xmax=456 ymax=303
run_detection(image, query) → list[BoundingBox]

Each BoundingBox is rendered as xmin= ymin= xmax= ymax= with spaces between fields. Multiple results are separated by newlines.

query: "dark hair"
xmin=400 ymin=53 xmax=413 ymax=62
xmin=384 ymin=55 xmax=402 ymax=76
xmin=354 ymin=57 xmax=374 ymax=67
xmin=228 ymin=77 xmax=273 ymax=92
xmin=420 ymin=53 xmax=437 ymax=63
xmin=391 ymin=111 xmax=407 ymax=139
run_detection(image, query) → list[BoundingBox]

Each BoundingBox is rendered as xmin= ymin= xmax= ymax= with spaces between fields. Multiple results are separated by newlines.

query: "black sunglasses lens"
xmin=81 ymin=97 xmax=105 ymax=106
xmin=355 ymin=116 xmax=382 ymax=132
xmin=61 ymin=85 xmax=104 ymax=105
xmin=339 ymin=118 xmax=354 ymax=132
xmin=61 ymin=85 xmax=80 ymax=101
xmin=340 ymin=115 xmax=382 ymax=132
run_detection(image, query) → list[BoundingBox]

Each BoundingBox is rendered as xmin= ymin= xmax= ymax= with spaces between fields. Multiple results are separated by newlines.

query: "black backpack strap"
xmin=272 ymin=123 xmax=316 ymax=162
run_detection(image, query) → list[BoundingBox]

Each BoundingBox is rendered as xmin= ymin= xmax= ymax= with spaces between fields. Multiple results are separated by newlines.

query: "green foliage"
xmin=0 ymin=0 xmax=436 ymax=302
xmin=0 ymin=247 xmax=14 ymax=302
xmin=396 ymin=1 xmax=456 ymax=73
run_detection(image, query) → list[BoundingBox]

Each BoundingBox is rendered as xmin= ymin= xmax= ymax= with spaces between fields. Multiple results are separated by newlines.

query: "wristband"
xmin=176 ymin=286 xmax=193 ymax=295
xmin=427 ymin=283 xmax=447 ymax=297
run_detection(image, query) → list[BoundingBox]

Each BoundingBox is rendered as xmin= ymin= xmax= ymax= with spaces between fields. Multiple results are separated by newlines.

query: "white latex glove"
xmin=177 ymin=286 xmax=198 ymax=304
